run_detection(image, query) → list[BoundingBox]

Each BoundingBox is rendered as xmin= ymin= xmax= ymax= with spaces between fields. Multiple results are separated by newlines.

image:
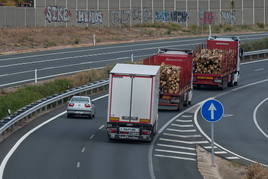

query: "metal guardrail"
xmin=0 ymin=79 xmax=109 ymax=136
xmin=244 ymin=49 xmax=268 ymax=58
xmin=0 ymin=49 xmax=268 ymax=138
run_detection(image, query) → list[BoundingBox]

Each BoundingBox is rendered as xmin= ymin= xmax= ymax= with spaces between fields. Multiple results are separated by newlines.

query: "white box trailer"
xmin=107 ymin=63 xmax=160 ymax=142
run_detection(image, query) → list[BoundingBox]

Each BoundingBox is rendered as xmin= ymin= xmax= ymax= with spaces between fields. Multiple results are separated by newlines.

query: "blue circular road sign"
xmin=201 ymin=99 xmax=224 ymax=122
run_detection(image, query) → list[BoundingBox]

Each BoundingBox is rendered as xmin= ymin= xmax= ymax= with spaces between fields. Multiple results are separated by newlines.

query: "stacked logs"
xmin=160 ymin=63 xmax=181 ymax=94
xmin=193 ymin=49 xmax=226 ymax=74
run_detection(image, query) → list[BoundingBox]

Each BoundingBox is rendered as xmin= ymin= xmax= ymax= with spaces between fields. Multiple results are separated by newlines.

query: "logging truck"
xmin=107 ymin=64 xmax=160 ymax=142
xmin=193 ymin=36 xmax=243 ymax=89
xmin=143 ymin=49 xmax=193 ymax=110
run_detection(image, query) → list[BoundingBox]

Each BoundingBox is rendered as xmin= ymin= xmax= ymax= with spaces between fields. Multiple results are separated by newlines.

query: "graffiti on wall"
xmin=111 ymin=8 xmax=152 ymax=25
xmin=44 ymin=6 xmax=72 ymax=23
xmin=199 ymin=11 xmax=215 ymax=25
xmin=154 ymin=11 xmax=188 ymax=23
xmin=132 ymin=8 xmax=152 ymax=22
xmin=77 ymin=10 xmax=103 ymax=24
xmin=221 ymin=11 xmax=236 ymax=24
xmin=111 ymin=10 xmax=130 ymax=25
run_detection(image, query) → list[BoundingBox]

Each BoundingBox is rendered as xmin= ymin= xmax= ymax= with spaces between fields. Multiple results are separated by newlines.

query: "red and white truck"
xmin=107 ymin=63 xmax=160 ymax=142
xmin=143 ymin=49 xmax=193 ymax=110
xmin=193 ymin=36 xmax=243 ymax=89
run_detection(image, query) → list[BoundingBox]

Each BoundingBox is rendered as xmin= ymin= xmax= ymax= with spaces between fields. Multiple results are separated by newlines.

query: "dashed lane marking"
xmin=155 ymin=149 xmax=196 ymax=156
xmin=89 ymin=134 xmax=95 ymax=140
xmin=163 ymin=133 xmax=202 ymax=138
xmin=81 ymin=147 xmax=86 ymax=153
xmin=171 ymin=124 xmax=194 ymax=128
xmin=215 ymin=151 xmax=228 ymax=154
xmin=176 ymin=119 xmax=193 ymax=123
xmin=76 ymin=162 xmax=80 ymax=168
xmin=157 ymin=143 xmax=196 ymax=151
xmin=226 ymin=156 xmax=240 ymax=160
xmin=159 ymin=138 xmax=209 ymax=144
xmin=167 ymin=126 xmax=197 ymax=133
xmin=154 ymin=154 xmax=196 ymax=161
xmin=181 ymin=115 xmax=193 ymax=118
xmin=98 ymin=125 xmax=105 ymax=130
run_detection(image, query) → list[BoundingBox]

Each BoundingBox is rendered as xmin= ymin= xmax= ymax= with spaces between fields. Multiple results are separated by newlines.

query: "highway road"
xmin=0 ymin=32 xmax=268 ymax=87
xmin=1 ymin=57 xmax=268 ymax=179
xmin=0 ymin=33 xmax=268 ymax=179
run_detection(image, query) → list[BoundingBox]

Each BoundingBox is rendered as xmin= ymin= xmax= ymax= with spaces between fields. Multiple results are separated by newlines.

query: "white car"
xmin=67 ymin=96 xmax=95 ymax=119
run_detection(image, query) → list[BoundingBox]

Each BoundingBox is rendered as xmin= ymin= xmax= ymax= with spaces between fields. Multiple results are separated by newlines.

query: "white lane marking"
xmin=254 ymin=68 xmax=264 ymax=72
xmin=89 ymin=134 xmax=95 ymax=140
xmin=98 ymin=125 xmax=105 ymax=130
xmin=0 ymin=111 xmax=66 ymax=178
xmin=0 ymin=94 xmax=109 ymax=179
xmin=76 ymin=162 xmax=80 ymax=168
xmin=181 ymin=115 xmax=193 ymax=118
xmin=194 ymin=99 xmax=268 ymax=166
xmin=0 ymin=67 xmax=104 ymax=88
xmin=0 ymin=54 xmax=147 ymax=78
xmin=92 ymin=94 xmax=109 ymax=102
xmin=170 ymin=124 xmax=196 ymax=131
xmin=226 ymin=156 xmax=240 ymax=160
xmin=157 ymin=144 xmax=196 ymax=151
xmin=215 ymin=151 xmax=228 ymax=154
xmin=160 ymin=138 xmax=209 ymax=144
xmin=241 ymin=58 xmax=268 ymax=65
xmin=149 ymin=77 xmax=268 ymax=179
xmin=223 ymin=114 xmax=234 ymax=118
xmin=154 ymin=154 xmax=196 ymax=161
xmin=0 ymin=37 xmax=206 ymax=62
xmin=0 ymin=43 xmax=201 ymax=68
xmin=204 ymin=146 xmax=218 ymax=149
xmin=163 ymin=132 xmax=201 ymax=138
xmin=155 ymin=149 xmax=196 ymax=156
xmin=175 ymin=119 xmax=192 ymax=123
xmin=171 ymin=124 xmax=194 ymax=128
xmin=166 ymin=128 xmax=196 ymax=133
xmin=253 ymin=97 xmax=268 ymax=139
xmin=81 ymin=147 xmax=86 ymax=153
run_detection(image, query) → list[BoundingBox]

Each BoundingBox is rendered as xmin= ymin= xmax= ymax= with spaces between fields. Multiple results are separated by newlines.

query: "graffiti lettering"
xmin=111 ymin=10 xmax=130 ymax=25
xmin=221 ymin=11 xmax=236 ymax=24
xmin=154 ymin=11 xmax=188 ymax=23
xmin=77 ymin=11 xmax=103 ymax=24
xmin=132 ymin=8 xmax=152 ymax=22
xmin=44 ymin=6 xmax=71 ymax=23
xmin=200 ymin=11 xmax=215 ymax=25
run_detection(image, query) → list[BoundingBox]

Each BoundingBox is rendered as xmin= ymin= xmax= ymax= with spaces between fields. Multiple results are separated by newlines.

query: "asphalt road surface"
xmin=1 ymin=58 xmax=268 ymax=179
xmin=0 ymin=32 xmax=268 ymax=87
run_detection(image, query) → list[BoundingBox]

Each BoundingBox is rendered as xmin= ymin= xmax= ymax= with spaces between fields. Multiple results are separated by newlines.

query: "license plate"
xmin=119 ymin=127 xmax=139 ymax=133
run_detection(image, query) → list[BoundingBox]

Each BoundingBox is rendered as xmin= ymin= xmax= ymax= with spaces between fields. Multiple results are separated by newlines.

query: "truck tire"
xmin=67 ymin=113 xmax=71 ymax=118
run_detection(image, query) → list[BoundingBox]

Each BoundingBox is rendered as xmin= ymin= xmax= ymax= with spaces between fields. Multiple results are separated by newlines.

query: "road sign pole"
xmin=211 ymin=122 xmax=215 ymax=167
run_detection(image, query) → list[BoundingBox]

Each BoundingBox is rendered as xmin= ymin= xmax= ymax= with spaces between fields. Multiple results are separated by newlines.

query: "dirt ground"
xmin=0 ymin=24 xmax=266 ymax=55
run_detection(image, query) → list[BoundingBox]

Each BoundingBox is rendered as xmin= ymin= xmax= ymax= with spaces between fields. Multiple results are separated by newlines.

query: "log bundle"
xmin=193 ymin=49 xmax=227 ymax=74
xmin=160 ymin=63 xmax=181 ymax=94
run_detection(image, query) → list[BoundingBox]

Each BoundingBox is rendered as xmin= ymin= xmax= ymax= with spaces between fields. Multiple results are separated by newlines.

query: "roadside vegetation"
xmin=1 ymin=23 xmax=268 ymax=54
xmin=241 ymin=38 xmax=268 ymax=51
xmin=0 ymin=66 xmax=112 ymax=120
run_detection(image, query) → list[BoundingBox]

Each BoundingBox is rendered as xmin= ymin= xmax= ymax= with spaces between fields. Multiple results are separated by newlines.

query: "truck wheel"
xmin=67 ymin=114 xmax=71 ymax=118
xmin=234 ymin=81 xmax=238 ymax=86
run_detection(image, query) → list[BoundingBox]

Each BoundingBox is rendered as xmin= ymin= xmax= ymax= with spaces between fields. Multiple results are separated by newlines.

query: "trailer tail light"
xmin=140 ymin=119 xmax=150 ymax=123
xmin=142 ymin=130 xmax=151 ymax=135
xmin=68 ymin=103 xmax=74 ymax=107
xmin=109 ymin=117 xmax=119 ymax=122
xmin=162 ymin=95 xmax=172 ymax=100
xmin=84 ymin=104 xmax=91 ymax=108
xmin=108 ymin=128 xmax=117 ymax=133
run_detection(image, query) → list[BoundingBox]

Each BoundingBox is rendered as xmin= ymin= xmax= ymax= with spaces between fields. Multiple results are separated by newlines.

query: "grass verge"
xmin=241 ymin=38 xmax=268 ymax=51
xmin=0 ymin=66 xmax=113 ymax=120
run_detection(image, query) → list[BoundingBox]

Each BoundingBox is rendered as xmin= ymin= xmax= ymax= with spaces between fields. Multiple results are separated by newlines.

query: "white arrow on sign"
xmin=208 ymin=103 xmax=217 ymax=120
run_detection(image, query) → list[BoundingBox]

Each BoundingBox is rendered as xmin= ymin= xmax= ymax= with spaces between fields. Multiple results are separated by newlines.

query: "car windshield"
xmin=71 ymin=97 xmax=90 ymax=103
